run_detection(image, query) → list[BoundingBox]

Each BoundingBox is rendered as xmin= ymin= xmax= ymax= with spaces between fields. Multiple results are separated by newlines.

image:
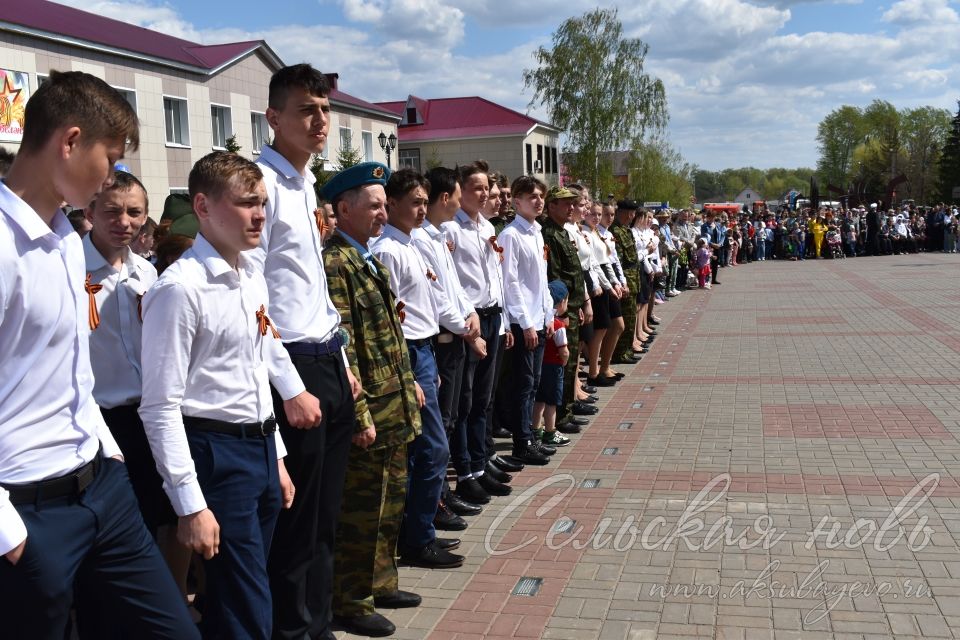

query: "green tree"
xmin=901 ymin=106 xmax=950 ymax=203
xmin=816 ymin=105 xmax=863 ymax=188
xmin=627 ymin=138 xmax=692 ymax=205
xmin=523 ymin=8 xmax=667 ymax=197
xmin=224 ymin=134 xmax=242 ymax=154
xmin=938 ymin=100 xmax=960 ymax=203
xmin=335 ymin=145 xmax=364 ymax=171
xmin=863 ymin=99 xmax=904 ymax=180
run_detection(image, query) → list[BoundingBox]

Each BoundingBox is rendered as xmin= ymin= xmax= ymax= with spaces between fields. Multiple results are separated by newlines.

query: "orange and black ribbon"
xmin=543 ymin=245 xmax=550 ymax=262
xmin=396 ymin=300 xmax=406 ymax=324
xmin=84 ymin=273 xmax=103 ymax=330
xmin=256 ymin=304 xmax=281 ymax=339
xmin=426 ymin=268 xmax=438 ymax=282
xmin=137 ymin=294 xmax=144 ymax=323
xmin=314 ymin=208 xmax=328 ymax=237
xmin=488 ymin=236 xmax=503 ymax=254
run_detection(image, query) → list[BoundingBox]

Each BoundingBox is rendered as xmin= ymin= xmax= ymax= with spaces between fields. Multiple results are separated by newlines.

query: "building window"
xmin=545 ymin=146 xmax=552 ymax=174
xmin=339 ymin=127 xmax=353 ymax=152
xmin=536 ymin=144 xmax=544 ymax=174
xmin=163 ymin=96 xmax=190 ymax=146
xmin=362 ymin=131 xmax=373 ymax=162
xmin=37 ymin=73 xmax=49 ymax=88
xmin=251 ymin=112 xmax=269 ymax=154
xmin=525 ymin=144 xmax=533 ymax=175
xmin=113 ymin=87 xmax=137 ymax=114
xmin=399 ymin=149 xmax=421 ymax=172
xmin=211 ymin=104 xmax=232 ymax=149
xmin=406 ymin=107 xmax=417 ymax=124
xmin=551 ymin=147 xmax=559 ymax=175
xmin=169 ymin=187 xmax=189 ymax=195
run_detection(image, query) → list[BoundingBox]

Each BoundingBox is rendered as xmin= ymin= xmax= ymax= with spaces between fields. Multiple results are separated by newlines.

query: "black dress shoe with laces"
xmin=455 ymin=478 xmax=490 ymax=505
xmin=400 ymin=541 xmax=464 ymax=569
xmin=434 ymin=501 xmax=467 ymax=530
xmin=573 ymin=402 xmax=598 ymax=415
xmin=569 ymin=416 xmax=590 ymax=426
xmin=477 ymin=472 xmax=512 ymax=496
xmin=373 ymin=590 xmax=422 ymax=609
xmin=492 ymin=426 xmax=512 ymax=438
xmin=557 ymin=421 xmax=582 ymax=435
xmin=333 ymin=613 xmax=396 ymax=637
xmin=491 ymin=455 xmax=523 ymax=473
xmin=446 ymin=492 xmax=483 ymax=516
xmin=436 ymin=537 xmax=461 ymax=550
xmin=511 ymin=442 xmax=550 ymax=465
xmin=537 ymin=442 xmax=557 ymax=456
xmin=484 ymin=460 xmax=512 ymax=484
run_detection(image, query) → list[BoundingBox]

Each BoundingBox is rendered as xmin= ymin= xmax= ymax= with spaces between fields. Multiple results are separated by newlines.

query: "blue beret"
xmin=321 ymin=162 xmax=391 ymax=202
xmin=548 ymin=280 xmax=569 ymax=305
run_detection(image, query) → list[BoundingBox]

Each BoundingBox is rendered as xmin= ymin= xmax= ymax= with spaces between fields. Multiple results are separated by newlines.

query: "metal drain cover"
xmin=512 ymin=577 xmax=543 ymax=596
xmin=550 ymin=518 xmax=577 ymax=533
xmin=602 ymin=447 xmax=620 ymax=455
xmin=581 ymin=478 xmax=601 ymax=488
xmin=618 ymin=422 xmax=633 ymax=430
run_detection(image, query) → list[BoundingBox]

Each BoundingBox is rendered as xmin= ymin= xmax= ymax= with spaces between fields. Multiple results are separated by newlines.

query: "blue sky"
xmin=62 ymin=0 xmax=960 ymax=171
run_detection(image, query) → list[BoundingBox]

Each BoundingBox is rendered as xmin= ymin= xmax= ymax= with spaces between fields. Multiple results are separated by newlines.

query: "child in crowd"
xmin=695 ymin=238 xmax=712 ymax=289
xmin=533 ymin=281 xmax=571 ymax=448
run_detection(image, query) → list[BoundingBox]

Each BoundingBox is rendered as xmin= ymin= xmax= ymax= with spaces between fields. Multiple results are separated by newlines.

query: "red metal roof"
xmin=0 ymin=0 xmax=270 ymax=71
xmin=376 ymin=96 xmax=558 ymax=142
xmin=330 ymin=89 xmax=400 ymax=120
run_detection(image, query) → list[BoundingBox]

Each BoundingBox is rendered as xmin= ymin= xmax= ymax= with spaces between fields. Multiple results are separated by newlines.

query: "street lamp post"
xmin=378 ymin=131 xmax=398 ymax=169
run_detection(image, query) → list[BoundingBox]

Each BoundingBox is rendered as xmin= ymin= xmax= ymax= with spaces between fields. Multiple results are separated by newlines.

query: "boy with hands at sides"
xmin=140 ymin=152 xmax=318 ymax=639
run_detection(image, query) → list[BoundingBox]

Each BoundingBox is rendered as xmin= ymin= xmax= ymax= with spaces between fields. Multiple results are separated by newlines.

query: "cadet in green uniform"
xmin=610 ymin=200 xmax=641 ymax=364
xmin=321 ymin=163 xmax=422 ymax=639
xmin=541 ymin=186 xmax=587 ymax=426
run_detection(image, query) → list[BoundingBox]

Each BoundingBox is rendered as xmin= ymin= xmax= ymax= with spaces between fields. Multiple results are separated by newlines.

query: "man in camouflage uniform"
xmin=541 ymin=186 xmax=588 ymax=429
xmin=611 ymin=200 xmax=641 ymax=364
xmin=321 ymin=163 xmax=422 ymax=639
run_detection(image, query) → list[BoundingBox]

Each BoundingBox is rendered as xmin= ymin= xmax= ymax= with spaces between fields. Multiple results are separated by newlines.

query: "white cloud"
xmin=882 ymin=0 xmax=959 ymax=26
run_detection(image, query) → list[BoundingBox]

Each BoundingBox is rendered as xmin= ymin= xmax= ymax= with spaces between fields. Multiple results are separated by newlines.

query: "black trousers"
xmin=456 ymin=313 xmax=502 ymax=476
xmin=0 ymin=458 xmax=198 ymax=640
xmin=268 ymin=352 xmax=355 ymax=640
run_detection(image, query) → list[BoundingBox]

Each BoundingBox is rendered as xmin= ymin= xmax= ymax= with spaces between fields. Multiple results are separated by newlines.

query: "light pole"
xmin=378 ymin=131 xmax=398 ymax=169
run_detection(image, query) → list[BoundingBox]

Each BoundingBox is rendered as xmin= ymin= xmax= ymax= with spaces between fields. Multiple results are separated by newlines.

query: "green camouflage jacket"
xmin=324 ymin=231 xmax=420 ymax=449
xmin=610 ymin=220 xmax=640 ymax=276
xmin=541 ymin=216 xmax=586 ymax=309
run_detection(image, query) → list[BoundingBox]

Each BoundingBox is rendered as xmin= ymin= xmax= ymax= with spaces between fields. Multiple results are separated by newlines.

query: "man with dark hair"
xmin=372 ymin=168 xmax=465 ymax=571
xmin=0 ymin=147 xmax=15 ymax=177
xmin=0 ymin=69 xmax=197 ymax=640
xmin=252 ymin=63 xmax=358 ymax=640
xmin=320 ymin=162 xmax=422 ymax=638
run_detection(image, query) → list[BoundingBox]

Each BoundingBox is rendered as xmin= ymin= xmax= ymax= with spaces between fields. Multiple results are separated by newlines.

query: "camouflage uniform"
xmin=610 ymin=219 xmax=640 ymax=361
xmin=325 ymin=230 xmax=421 ymax=618
xmin=541 ymin=217 xmax=586 ymax=420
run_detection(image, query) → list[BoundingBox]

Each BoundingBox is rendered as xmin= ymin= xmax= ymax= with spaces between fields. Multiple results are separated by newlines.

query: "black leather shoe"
xmin=573 ymin=402 xmax=598 ymax=415
xmin=570 ymin=416 xmax=590 ymax=426
xmin=492 ymin=426 xmax=512 ymax=439
xmin=557 ymin=421 xmax=582 ymax=434
xmin=477 ymin=472 xmax=512 ymax=496
xmin=436 ymin=537 xmax=461 ymax=550
xmin=586 ymin=394 xmax=599 ymax=402
xmin=400 ymin=541 xmax=464 ymax=569
xmin=333 ymin=613 xmax=396 ymax=637
xmin=456 ymin=478 xmax=490 ymax=505
xmin=485 ymin=460 xmax=512 ymax=484
xmin=511 ymin=442 xmax=550 ymax=465
xmin=537 ymin=442 xmax=557 ymax=456
xmin=649 ymin=318 xmax=660 ymax=325
xmin=374 ymin=590 xmax=422 ymax=609
xmin=612 ymin=356 xmax=640 ymax=365
xmin=446 ymin=492 xmax=482 ymax=516
xmin=434 ymin=501 xmax=467 ymax=531
xmin=581 ymin=396 xmax=597 ymax=404
xmin=492 ymin=455 xmax=523 ymax=473
xmin=586 ymin=375 xmax=616 ymax=387
xmin=582 ymin=385 xmax=598 ymax=394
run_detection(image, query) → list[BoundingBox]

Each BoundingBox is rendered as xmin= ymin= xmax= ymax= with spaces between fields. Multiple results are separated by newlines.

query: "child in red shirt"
xmin=533 ymin=280 xmax=571 ymax=447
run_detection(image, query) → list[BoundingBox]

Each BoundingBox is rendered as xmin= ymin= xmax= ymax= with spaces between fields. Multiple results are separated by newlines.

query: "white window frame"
xmin=399 ymin=148 xmax=421 ymax=172
xmin=112 ymin=85 xmax=138 ymax=116
xmin=339 ymin=126 xmax=352 ymax=153
xmin=169 ymin=187 xmax=189 ymax=195
xmin=250 ymin=111 xmax=269 ymax=155
xmin=361 ymin=130 xmax=374 ymax=162
xmin=210 ymin=103 xmax=232 ymax=150
xmin=163 ymin=95 xmax=190 ymax=148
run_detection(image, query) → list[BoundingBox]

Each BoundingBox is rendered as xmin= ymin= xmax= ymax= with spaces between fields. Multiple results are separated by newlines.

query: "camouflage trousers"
xmin=559 ymin=309 xmax=581 ymax=421
xmin=614 ymin=270 xmax=640 ymax=360
xmin=332 ymin=442 xmax=407 ymax=618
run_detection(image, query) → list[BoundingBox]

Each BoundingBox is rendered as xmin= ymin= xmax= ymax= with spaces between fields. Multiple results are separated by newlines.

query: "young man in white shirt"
xmin=0 ymin=70 xmax=197 ymax=639
xmin=498 ymin=176 xmax=555 ymax=464
xmin=252 ymin=64 xmax=358 ymax=640
xmin=372 ymin=169 xmax=465 ymax=570
xmin=141 ymin=152 xmax=308 ymax=639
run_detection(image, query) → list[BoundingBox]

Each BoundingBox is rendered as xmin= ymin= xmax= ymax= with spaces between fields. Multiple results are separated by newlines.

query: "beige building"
xmin=376 ymin=95 xmax=562 ymax=183
xmin=0 ymin=0 xmax=398 ymax=213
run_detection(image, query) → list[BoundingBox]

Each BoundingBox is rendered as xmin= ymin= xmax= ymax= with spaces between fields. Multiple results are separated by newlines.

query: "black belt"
xmin=475 ymin=305 xmax=501 ymax=318
xmin=407 ymin=336 xmax=436 ymax=348
xmin=284 ymin=333 xmax=343 ymax=357
xmin=183 ymin=415 xmax=277 ymax=438
xmin=3 ymin=455 xmax=101 ymax=505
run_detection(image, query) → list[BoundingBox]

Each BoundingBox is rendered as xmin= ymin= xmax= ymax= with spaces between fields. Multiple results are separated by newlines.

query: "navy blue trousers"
xmin=405 ymin=341 xmax=447 ymax=549
xmin=189 ymin=429 xmax=281 ymax=639
xmin=507 ymin=324 xmax=546 ymax=447
xmin=0 ymin=457 xmax=198 ymax=640
xmin=456 ymin=313 xmax=502 ymax=475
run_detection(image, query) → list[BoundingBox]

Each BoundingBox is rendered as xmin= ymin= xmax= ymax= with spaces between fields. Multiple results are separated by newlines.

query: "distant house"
xmin=734 ymin=188 xmax=764 ymax=206
xmin=0 ymin=0 xmax=396 ymax=212
xmin=375 ymin=95 xmax=562 ymax=183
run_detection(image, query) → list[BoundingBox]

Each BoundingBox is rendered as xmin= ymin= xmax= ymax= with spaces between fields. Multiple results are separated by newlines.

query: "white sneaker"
xmin=666 ymin=290 xmax=678 ymax=297
xmin=671 ymin=289 xmax=681 ymax=296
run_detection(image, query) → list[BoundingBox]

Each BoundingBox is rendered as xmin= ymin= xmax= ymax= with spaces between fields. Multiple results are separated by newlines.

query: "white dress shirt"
xmin=370 ymin=225 xmax=441 ymax=341
xmin=598 ymin=224 xmax=626 ymax=286
xmin=411 ymin=222 xmax=474 ymax=335
xmin=250 ymin=145 xmax=341 ymax=344
xmin=441 ymin=210 xmax=504 ymax=309
xmin=0 ymin=183 xmax=121 ymax=556
xmin=83 ymin=234 xmax=157 ymax=409
xmin=582 ymin=224 xmax=613 ymax=291
xmin=498 ymin=216 xmax=553 ymax=331
xmin=139 ymin=234 xmax=300 ymax=517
